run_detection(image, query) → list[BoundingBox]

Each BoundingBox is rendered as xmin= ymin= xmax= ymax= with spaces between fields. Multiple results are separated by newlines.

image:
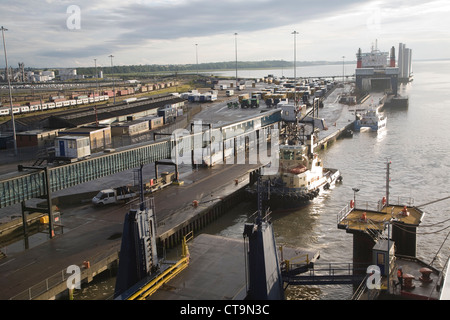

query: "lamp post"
xmin=195 ymin=44 xmax=198 ymax=77
xmin=94 ymin=58 xmax=99 ymax=98
xmin=292 ymin=31 xmax=299 ymax=105
xmin=234 ymin=33 xmax=238 ymax=88
xmin=342 ymin=55 xmax=345 ymax=88
xmin=109 ymin=54 xmax=115 ymax=104
xmin=1 ymin=26 xmax=17 ymax=156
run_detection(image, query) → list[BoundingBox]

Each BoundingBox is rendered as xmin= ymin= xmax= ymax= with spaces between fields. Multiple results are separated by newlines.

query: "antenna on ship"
xmin=386 ymin=159 xmax=391 ymax=206
xmin=292 ymin=30 xmax=299 ymax=106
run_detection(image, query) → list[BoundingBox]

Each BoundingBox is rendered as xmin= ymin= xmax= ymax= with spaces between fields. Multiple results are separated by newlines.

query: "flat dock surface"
xmin=150 ymin=234 xmax=247 ymax=300
xmin=338 ymin=205 xmax=424 ymax=233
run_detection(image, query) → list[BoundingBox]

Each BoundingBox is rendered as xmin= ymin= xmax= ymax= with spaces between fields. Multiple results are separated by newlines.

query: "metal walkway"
xmin=282 ymin=263 xmax=367 ymax=286
xmin=0 ymin=110 xmax=281 ymax=208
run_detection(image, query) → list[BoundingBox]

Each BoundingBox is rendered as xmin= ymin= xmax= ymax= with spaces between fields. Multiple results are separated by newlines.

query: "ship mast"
xmin=386 ymin=159 xmax=391 ymax=206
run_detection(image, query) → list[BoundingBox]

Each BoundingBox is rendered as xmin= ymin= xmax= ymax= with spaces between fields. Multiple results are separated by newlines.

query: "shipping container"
xmin=157 ymin=107 xmax=176 ymax=124
xmin=54 ymin=136 xmax=91 ymax=161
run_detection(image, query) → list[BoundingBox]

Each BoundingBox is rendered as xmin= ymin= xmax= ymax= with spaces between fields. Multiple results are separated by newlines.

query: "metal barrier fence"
xmin=10 ymin=265 xmax=83 ymax=300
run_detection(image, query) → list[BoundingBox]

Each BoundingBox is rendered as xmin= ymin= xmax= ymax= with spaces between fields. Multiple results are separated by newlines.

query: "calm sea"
xmin=205 ymin=60 xmax=450 ymax=299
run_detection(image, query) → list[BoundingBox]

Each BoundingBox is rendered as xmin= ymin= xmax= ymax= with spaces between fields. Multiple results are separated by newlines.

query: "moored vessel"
xmin=354 ymin=108 xmax=387 ymax=132
xmin=247 ymin=102 xmax=342 ymax=212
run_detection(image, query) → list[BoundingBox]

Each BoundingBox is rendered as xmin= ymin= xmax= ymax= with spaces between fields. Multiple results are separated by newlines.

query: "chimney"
xmin=390 ymin=46 xmax=396 ymax=67
xmin=356 ymin=48 xmax=362 ymax=68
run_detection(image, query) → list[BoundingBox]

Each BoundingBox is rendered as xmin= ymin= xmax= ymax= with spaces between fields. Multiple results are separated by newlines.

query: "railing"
xmin=351 ymin=274 xmax=370 ymax=300
xmin=364 ymin=218 xmax=388 ymax=242
xmin=10 ymin=267 xmax=80 ymax=300
xmin=283 ymin=262 xmax=367 ymax=285
xmin=281 ymin=253 xmax=312 ymax=273
xmin=337 ymin=203 xmax=352 ymax=225
xmin=10 ymin=251 xmax=119 ymax=300
xmin=337 ymin=195 xmax=415 ymax=226
xmin=126 ymin=231 xmax=193 ymax=300
xmin=389 ymin=196 xmax=414 ymax=206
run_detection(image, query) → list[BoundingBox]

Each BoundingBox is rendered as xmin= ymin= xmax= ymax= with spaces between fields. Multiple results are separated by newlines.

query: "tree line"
xmin=75 ymin=60 xmax=295 ymax=76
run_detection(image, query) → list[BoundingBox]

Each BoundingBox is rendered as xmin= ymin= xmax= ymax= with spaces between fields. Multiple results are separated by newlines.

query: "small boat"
xmin=354 ymin=108 xmax=386 ymax=132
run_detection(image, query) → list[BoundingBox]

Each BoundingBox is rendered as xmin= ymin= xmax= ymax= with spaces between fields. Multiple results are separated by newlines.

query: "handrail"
xmin=351 ymin=274 xmax=370 ymax=300
xmin=337 ymin=203 xmax=352 ymax=225
xmin=286 ymin=262 xmax=367 ymax=277
xmin=127 ymin=231 xmax=193 ymax=300
xmin=283 ymin=254 xmax=310 ymax=272
xmin=10 ymin=250 xmax=119 ymax=300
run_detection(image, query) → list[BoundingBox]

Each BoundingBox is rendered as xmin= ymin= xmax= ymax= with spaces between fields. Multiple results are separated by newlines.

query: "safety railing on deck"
xmin=337 ymin=203 xmax=352 ymax=225
xmin=337 ymin=195 xmax=415 ymax=226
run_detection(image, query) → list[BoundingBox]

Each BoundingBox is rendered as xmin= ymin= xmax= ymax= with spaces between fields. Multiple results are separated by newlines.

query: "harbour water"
xmin=204 ymin=59 xmax=450 ymax=300
xmin=75 ymin=60 xmax=450 ymax=300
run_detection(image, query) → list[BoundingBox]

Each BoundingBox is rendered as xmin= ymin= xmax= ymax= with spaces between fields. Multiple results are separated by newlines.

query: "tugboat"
xmin=247 ymin=102 xmax=342 ymax=212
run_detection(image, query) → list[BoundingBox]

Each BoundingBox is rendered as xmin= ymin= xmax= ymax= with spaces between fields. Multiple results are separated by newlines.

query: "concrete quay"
xmin=0 ymin=162 xmax=260 ymax=300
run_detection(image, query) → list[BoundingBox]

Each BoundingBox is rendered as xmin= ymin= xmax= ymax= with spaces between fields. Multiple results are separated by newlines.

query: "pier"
xmin=0 ymin=79 xmax=365 ymax=300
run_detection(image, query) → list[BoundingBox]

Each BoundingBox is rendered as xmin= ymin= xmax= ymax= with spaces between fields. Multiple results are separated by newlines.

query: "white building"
xmin=59 ymin=68 xmax=84 ymax=81
xmin=398 ymin=43 xmax=412 ymax=81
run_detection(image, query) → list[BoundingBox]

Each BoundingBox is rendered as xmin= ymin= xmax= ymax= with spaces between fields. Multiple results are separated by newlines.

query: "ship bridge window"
xmin=282 ymin=151 xmax=294 ymax=160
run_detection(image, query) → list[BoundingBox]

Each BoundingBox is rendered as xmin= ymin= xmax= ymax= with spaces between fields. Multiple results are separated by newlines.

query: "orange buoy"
xmin=350 ymin=200 xmax=354 ymax=208
xmin=382 ymin=197 xmax=386 ymax=206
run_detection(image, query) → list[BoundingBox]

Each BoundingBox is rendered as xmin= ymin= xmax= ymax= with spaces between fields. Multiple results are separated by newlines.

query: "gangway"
xmin=282 ymin=263 xmax=367 ymax=286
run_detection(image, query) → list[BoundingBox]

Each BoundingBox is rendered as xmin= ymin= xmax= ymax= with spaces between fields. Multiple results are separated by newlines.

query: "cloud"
xmin=0 ymin=0 xmax=449 ymax=67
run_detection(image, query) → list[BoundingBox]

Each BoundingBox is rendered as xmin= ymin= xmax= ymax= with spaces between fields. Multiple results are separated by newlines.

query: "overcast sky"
xmin=1 ymin=0 xmax=449 ymax=68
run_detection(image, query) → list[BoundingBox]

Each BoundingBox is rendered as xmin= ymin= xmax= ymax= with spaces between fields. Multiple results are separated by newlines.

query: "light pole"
xmin=94 ymin=58 xmax=99 ymax=98
xmin=1 ymin=26 xmax=17 ymax=156
xmin=342 ymin=55 xmax=345 ymax=88
xmin=292 ymin=31 xmax=299 ymax=105
xmin=234 ymin=33 xmax=238 ymax=88
xmin=109 ymin=54 xmax=115 ymax=104
xmin=195 ymin=44 xmax=198 ymax=77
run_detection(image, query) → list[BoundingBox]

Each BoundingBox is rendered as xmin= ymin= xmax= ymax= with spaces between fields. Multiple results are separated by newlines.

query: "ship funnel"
xmin=356 ymin=48 xmax=362 ymax=68
xmin=390 ymin=46 xmax=396 ymax=67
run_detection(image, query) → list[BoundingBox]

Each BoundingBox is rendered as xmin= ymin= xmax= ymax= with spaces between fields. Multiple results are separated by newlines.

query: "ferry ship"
xmin=354 ymin=108 xmax=387 ymax=132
